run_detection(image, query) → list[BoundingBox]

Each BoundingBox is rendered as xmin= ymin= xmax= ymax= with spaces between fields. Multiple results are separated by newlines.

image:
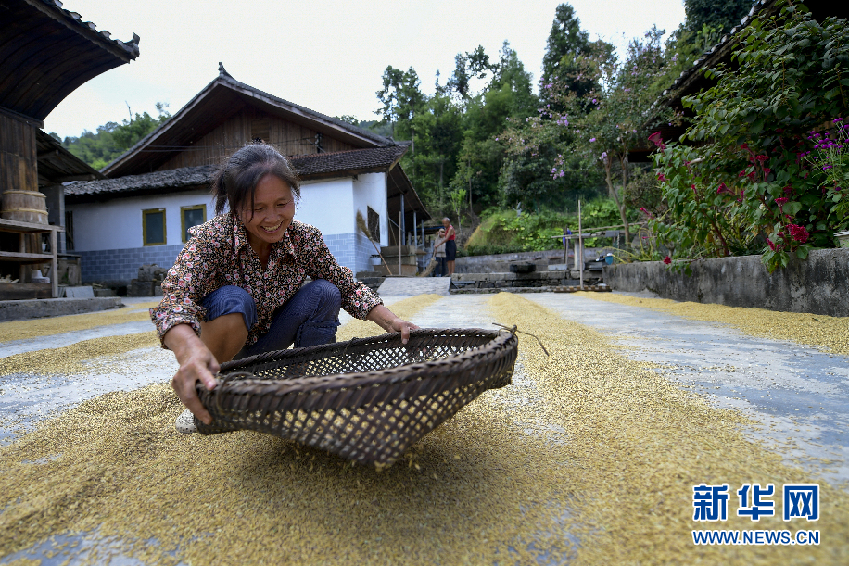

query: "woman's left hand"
xmin=367 ymin=304 xmax=420 ymax=344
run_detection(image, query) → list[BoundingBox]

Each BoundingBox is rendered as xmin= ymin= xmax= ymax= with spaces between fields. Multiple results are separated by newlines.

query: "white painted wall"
xmin=352 ymin=172 xmax=388 ymax=245
xmin=67 ymin=191 xmax=215 ymax=252
xmin=296 ymin=178 xmax=354 ymax=235
xmin=68 ymin=175 xmax=388 ymax=252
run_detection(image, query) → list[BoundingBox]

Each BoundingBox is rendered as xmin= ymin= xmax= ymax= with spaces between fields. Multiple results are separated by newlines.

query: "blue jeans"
xmin=200 ymin=280 xmax=341 ymax=357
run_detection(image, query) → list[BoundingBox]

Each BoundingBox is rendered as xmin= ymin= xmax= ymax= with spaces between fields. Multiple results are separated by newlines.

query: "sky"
xmin=44 ymin=0 xmax=687 ymax=140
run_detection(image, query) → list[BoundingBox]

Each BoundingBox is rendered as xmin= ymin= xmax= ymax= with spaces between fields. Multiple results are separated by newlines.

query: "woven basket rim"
xmin=209 ymin=327 xmax=513 ymax=394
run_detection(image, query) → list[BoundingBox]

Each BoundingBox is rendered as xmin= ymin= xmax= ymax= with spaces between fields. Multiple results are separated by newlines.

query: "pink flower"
xmin=691 ymin=184 xmax=697 ymax=194
xmin=767 ymin=239 xmax=776 ymax=251
xmin=787 ymin=224 xmax=809 ymax=243
xmin=755 ymin=155 xmax=769 ymax=162
xmin=663 ymin=256 xmax=671 ymax=265
xmin=657 ymin=173 xmax=666 ymax=182
xmin=648 ymin=131 xmax=666 ymax=150
xmin=775 ymin=197 xmax=789 ymax=207
xmin=716 ymin=182 xmax=730 ymax=195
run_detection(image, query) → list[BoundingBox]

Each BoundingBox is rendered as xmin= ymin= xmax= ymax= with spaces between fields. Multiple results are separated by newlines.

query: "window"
xmin=181 ymin=205 xmax=207 ymax=242
xmin=143 ymin=208 xmax=166 ymax=245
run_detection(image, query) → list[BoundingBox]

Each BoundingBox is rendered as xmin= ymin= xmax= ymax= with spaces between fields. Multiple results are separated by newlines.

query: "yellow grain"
xmin=0 ymin=301 xmax=160 ymax=343
xmin=0 ymin=293 xmax=845 ymax=565
xmin=576 ymin=291 xmax=849 ymax=355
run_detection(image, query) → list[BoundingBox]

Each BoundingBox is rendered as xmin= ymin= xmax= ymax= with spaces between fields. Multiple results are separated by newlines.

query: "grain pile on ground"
xmin=0 ymin=333 xmax=159 ymax=376
xmin=0 ymin=301 xmax=159 ymax=344
xmin=0 ymin=293 xmax=846 ymax=564
xmin=577 ymin=292 xmax=849 ymax=356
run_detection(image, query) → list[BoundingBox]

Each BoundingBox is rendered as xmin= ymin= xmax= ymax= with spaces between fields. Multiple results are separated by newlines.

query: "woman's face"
xmin=239 ymin=173 xmax=296 ymax=250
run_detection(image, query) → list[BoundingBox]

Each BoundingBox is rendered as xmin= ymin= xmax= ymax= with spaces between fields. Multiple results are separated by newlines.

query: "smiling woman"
xmin=150 ymin=142 xmax=418 ymax=432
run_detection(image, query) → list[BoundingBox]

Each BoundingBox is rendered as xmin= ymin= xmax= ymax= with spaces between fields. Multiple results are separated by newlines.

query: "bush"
xmin=461 ymin=199 xmax=629 ymax=256
xmin=651 ymin=2 xmax=849 ymax=272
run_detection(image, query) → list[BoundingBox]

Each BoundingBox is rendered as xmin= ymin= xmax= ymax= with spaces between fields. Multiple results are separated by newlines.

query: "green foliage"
xmin=651 ymin=3 xmax=849 ymax=272
xmin=462 ymin=199 xmax=624 ymax=256
xmin=502 ymin=26 xmax=680 ymax=241
xmin=684 ymin=0 xmax=755 ymax=35
xmin=451 ymin=42 xmax=541 ymax=211
xmin=62 ymin=103 xmax=170 ymax=170
xmin=540 ymin=3 xmax=600 ymax=103
xmin=375 ymin=66 xmax=425 ymax=140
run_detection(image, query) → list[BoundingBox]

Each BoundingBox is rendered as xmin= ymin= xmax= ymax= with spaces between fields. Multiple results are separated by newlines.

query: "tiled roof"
xmin=64 ymin=165 xmax=217 ymax=197
xmin=65 ymin=146 xmax=409 ymax=198
xmin=1 ymin=0 xmax=139 ymax=121
xmin=102 ymin=66 xmax=395 ymax=177
xmin=662 ymin=0 xmax=776 ymax=102
xmin=289 ymin=145 xmax=408 ymax=178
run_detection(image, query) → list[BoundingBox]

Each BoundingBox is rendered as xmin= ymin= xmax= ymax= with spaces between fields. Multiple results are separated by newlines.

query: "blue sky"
xmin=44 ymin=0 xmax=686 ymax=139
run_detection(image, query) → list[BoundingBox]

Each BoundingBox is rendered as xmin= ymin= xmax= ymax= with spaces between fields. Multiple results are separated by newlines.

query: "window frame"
xmin=142 ymin=208 xmax=167 ymax=246
xmin=180 ymin=204 xmax=207 ymax=242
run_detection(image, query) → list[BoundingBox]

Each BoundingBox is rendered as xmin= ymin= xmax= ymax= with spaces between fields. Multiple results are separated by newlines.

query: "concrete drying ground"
xmin=1 ymin=292 xmax=847 ymax=564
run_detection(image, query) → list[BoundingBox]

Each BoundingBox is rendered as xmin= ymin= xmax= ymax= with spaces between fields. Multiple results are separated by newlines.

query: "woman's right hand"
xmin=164 ymin=324 xmax=219 ymax=424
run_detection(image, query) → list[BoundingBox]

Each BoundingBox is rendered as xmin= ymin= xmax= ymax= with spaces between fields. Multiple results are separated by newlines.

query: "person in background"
xmin=435 ymin=217 xmax=457 ymax=276
xmin=150 ymin=142 xmax=418 ymax=433
xmin=433 ymin=228 xmax=447 ymax=277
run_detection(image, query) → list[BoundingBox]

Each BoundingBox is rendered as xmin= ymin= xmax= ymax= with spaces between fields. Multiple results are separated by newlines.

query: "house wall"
xmin=67 ymin=191 xmax=214 ymax=284
xmin=68 ymin=175 xmax=389 ymax=285
xmin=352 ymin=172 xmax=389 ymax=274
xmin=158 ymin=106 xmax=357 ymax=170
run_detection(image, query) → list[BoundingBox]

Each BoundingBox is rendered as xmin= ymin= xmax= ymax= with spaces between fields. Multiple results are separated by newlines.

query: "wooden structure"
xmin=0 ymin=218 xmax=62 ymax=299
xmin=0 ymin=0 xmax=139 ymax=297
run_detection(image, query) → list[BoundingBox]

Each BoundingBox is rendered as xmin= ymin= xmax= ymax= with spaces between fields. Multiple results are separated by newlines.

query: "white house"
xmin=63 ymin=67 xmax=428 ymax=286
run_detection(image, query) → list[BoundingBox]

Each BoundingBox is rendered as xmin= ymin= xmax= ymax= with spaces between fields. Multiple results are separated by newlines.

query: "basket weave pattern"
xmin=195 ymin=329 xmax=517 ymax=467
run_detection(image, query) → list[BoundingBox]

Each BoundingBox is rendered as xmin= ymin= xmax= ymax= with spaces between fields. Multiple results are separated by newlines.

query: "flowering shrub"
xmin=650 ymin=3 xmax=849 ymax=272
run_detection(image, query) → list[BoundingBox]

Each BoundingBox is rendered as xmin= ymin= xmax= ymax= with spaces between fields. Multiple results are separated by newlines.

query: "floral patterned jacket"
xmin=149 ymin=213 xmax=382 ymax=346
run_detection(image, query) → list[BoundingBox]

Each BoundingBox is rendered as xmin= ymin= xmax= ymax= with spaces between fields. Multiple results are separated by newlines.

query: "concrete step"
xmin=376 ymin=276 xmax=450 ymax=296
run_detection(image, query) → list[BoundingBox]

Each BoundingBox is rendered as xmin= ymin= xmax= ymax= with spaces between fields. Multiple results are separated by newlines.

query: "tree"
xmin=447 ymin=45 xmax=496 ymax=100
xmin=540 ymin=4 xmax=595 ymax=100
xmin=375 ymin=66 xmax=425 ymax=140
xmin=62 ymin=103 xmax=170 ymax=170
xmin=451 ymin=42 xmax=540 ymax=213
xmin=408 ymin=91 xmax=463 ymax=211
xmin=502 ymin=26 xmax=679 ymax=240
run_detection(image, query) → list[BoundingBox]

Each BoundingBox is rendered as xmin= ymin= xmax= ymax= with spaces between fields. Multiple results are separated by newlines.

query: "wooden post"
xmin=562 ymin=228 xmax=567 ymax=265
xmin=577 ymin=200 xmax=583 ymax=289
xmin=398 ymin=211 xmax=402 ymax=276
xmin=412 ymin=211 xmax=417 ymax=247
xmin=400 ymin=193 xmax=405 ymax=245
xmin=19 ymin=233 xmax=25 ymax=282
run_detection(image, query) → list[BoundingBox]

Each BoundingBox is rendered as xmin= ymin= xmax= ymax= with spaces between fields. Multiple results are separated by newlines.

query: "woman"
xmin=151 ymin=143 xmax=418 ymax=432
xmin=435 ymin=217 xmax=456 ymax=276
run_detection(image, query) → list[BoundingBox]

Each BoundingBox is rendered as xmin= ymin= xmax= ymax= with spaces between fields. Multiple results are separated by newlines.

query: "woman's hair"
xmin=212 ymin=142 xmax=300 ymax=216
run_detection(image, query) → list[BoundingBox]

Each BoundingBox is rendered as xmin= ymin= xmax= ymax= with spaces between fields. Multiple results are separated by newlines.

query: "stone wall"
xmin=603 ymin=248 xmax=849 ymax=317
